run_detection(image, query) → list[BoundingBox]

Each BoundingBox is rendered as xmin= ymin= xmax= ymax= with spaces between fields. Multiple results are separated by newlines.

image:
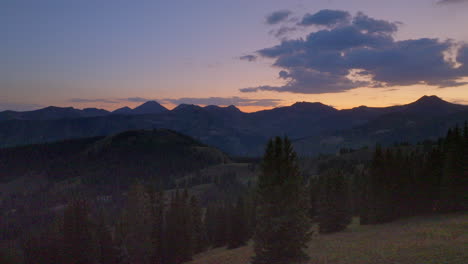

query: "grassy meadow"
xmin=188 ymin=213 xmax=468 ymax=264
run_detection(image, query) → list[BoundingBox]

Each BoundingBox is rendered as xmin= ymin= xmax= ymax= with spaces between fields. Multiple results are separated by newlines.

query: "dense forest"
xmin=0 ymin=123 xmax=467 ymax=264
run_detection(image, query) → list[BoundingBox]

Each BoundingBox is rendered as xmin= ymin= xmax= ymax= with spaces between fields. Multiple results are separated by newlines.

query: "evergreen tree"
xmin=308 ymin=176 xmax=319 ymax=220
xmin=212 ymin=203 xmax=228 ymax=247
xmin=147 ymin=184 xmax=165 ymax=264
xmin=96 ymin=218 xmax=120 ymax=264
xmin=119 ymin=183 xmax=153 ymax=264
xmin=22 ymin=218 xmax=64 ymax=264
xmin=63 ymin=199 xmax=95 ymax=264
xmin=316 ymin=169 xmax=351 ymax=234
xmin=227 ymin=196 xmax=249 ymax=249
xmin=189 ymin=195 xmax=207 ymax=254
xmin=252 ymin=137 xmax=311 ymax=264
xmin=163 ymin=189 xmax=194 ymax=264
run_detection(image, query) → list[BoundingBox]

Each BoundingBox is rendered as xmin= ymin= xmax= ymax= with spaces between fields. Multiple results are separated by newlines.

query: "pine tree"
xmin=119 ymin=183 xmax=153 ymax=264
xmin=63 ymin=199 xmax=95 ymax=264
xmin=96 ymin=217 xmax=120 ymax=264
xmin=148 ymin=184 xmax=165 ymax=264
xmin=204 ymin=203 xmax=217 ymax=247
xmin=189 ymin=195 xmax=207 ymax=254
xmin=252 ymin=137 xmax=311 ymax=264
xmin=227 ymin=196 xmax=249 ymax=249
xmin=316 ymin=169 xmax=351 ymax=234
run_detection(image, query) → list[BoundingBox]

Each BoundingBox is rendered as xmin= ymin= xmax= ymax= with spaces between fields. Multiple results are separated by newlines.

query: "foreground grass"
xmin=187 ymin=213 xmax=468 ymax=264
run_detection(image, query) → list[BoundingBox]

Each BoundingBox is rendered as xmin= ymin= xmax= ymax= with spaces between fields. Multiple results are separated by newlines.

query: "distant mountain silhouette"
xmin=398 ymin=95 xmax=467 ymax=115
xmin=112 ymin=101 xmax=168 ymax=115
xmin=0 ymin=106 xmax=110 ymax=121
xmin=112 ymin=106 xmax=133 ymax=114
xmin=131 ymin=100 xmax=168 ymax=114
xmin=0 ymin=96 xmax=466 ymax=155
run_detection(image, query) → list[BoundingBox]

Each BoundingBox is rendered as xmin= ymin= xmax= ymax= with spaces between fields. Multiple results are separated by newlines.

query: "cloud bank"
xmin=241 ymin=9 xmax=468 ymax=94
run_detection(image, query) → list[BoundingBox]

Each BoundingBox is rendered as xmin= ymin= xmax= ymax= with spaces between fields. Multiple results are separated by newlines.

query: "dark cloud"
xmin=346 ymin=39 xmax=468 ymax=87
xmin=241 ymin=10 xmax=468 ymax=94
xmin=241 ymin=69 xmax=364 ymax=94
xmin=270 ymin=26 xmax=298 ymax=38
xmin=299 ymin=9 xmax=351 ymax=27
xmin=352 ymin=12 xmax=399 ymax=34
xmin=266 ymin=10 xmax=292 ymax=25
xmin=437 ymin=0 xmax=468 ymax=4
xmin=239 ymin=55 xmax=257 ymax=62
xmin=164 ymin=97 xmax=282 ymax=107
xmin=69 ymin=98 xmax=119 ymax=104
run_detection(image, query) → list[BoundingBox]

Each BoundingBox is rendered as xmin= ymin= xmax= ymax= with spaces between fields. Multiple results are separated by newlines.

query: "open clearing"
xmin=188 ymin=213 xmax=468 ymax=264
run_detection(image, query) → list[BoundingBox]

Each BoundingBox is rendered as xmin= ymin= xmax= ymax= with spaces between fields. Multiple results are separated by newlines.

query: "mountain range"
xmin=0 ymin=95 xmax=467 ymax=156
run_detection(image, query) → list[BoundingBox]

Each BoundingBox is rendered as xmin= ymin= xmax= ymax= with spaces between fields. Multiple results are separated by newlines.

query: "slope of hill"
xmin=0 ymin=129 xmax=229 ymax=185
xmin=187 ymin=213 xmax=468 ymax=264
xmin=0 ymin=96 xmax=466 ymax=156
xmin=0 ymin=129 xmax=230 ymax=241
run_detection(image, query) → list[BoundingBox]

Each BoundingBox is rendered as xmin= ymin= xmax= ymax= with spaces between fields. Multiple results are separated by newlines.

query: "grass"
xmin=187 ymin=213 xmax=468 ymax=264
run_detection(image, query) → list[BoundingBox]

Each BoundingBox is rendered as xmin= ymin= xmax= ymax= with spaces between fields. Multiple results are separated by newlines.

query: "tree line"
xmin=20 ymin=183 xmax=254 ymax=264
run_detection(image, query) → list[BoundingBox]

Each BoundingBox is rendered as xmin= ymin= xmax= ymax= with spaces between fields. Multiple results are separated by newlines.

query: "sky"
xmin=2 ymin=0 xmax=468 ymax=112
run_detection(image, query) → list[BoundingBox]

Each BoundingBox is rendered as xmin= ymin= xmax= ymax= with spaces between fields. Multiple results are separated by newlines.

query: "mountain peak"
xmin=413 ymin=95 xmax=446 ymax=105
xmin=402 ymin=95 xmax=467 ymax=115
xmin=132 ymin=101 xmax=167 ymax=114
xmin=173 ymin=104 xmax=203 ymax=112
xmin=290 ymin=101 xmax=337 ymax=112
xmin=112 ymin=106 xmax=132 ymax=114
xmin=204 ymin=104 xmax=242 ymax=113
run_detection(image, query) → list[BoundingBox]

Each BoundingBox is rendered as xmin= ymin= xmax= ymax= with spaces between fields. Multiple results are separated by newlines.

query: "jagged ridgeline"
xmin=0 ymin=129 xmax=229 ymax=186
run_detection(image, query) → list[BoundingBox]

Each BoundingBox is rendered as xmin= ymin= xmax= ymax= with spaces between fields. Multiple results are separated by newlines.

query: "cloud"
xmin=266 ymin=10 xmax=292 ymax=25
xmin=239 ymin=55 xmax=257 ymax=62
xmin=70 ymin=97 xmax=158 ymax=104
xmin=163 ymin=97 xmax=282 ymax=107
xmin=450 ymin=98 xmax=468 ymax=104
xmin=437 ymin=0 xmax=468 ymax=4
xmin=0 ymin=102 xmax=43 ymax=111
xmin=299 ymin=9 xmax=351 ymax=27
xmin=240 ymin=69 xmax=364 ymax=94
xmin=352 ymin=12 xmax=399 ymax=34
xmin=69 ymin=98 xmax=119 ymax=104
xmin=241 ymin=10 xmax=468 ymax=94
xmin=270 ymin=26 xmax=298 ymax=38
xmin=122 ymin=97 xmax=154 ymax=103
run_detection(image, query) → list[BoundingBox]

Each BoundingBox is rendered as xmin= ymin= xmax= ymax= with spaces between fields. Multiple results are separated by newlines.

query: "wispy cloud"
xmin=266 ymin=10 xmax=292 ymax=25
xmin=69 ymin=98 xmax=119 ymax=104
xmin=0 ymin=102 xmax=44 ymax=111
xmin=239 ymin=55 xmax=257 ymax=62
xmin=163 ymin=96 xmax=282 ymax=107
xmin=122 ymin=97 xmax=155 ymax=103
xmin=437 ymin=0 xmax=468 ymax=5
xmin=450 ymin=98 xmax=468 ymax=104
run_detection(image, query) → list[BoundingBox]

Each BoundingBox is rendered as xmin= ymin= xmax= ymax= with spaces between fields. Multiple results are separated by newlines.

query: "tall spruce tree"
xmin=63 ymin=199 xmax=95 ymax=264
xmin=252 ymin=137 xmax=311 ymax=264
xmin=316 ymin=169 xmax=351 ymax=234
xmin=189 ymin=195 xmax=207 ymax=254
xmin=227 ymin=196 xmax=249 ymax=249
xmin=147 ymin=184 xmax=165 ymax=264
